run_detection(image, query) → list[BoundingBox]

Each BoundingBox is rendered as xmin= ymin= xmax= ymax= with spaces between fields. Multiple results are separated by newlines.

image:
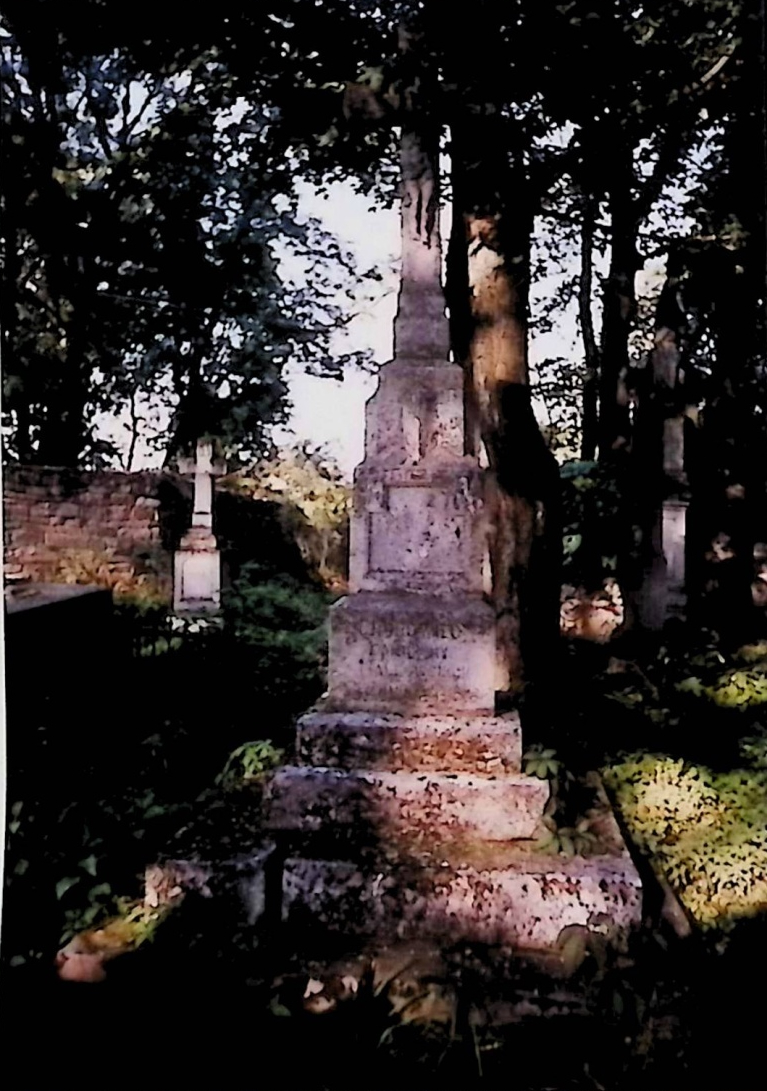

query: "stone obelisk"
xmin=332 ymin=123 xmax=497 ymax=715
xmin=265 ymin=127 xmax=640 ymax=953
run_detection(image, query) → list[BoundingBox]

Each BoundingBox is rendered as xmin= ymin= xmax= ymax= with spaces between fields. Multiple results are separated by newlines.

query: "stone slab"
xmin=350 ymin=462 xmax=490 ymax=595
xmin=281 ymin=848 xmax=642 ymax=951
xmin=3 ymin=582 xmax=108 ymax=615
xmin=327 ymin=592 xmax=496 ymax=714
xmin=362 ymin=361 xmax=465 ymax=467
xmin=144 ymin=843 xmax=277 ymax=927
xmin=266 ymin=765 xmax=548 ymax=842
xmin=173 ymin=537 xmax=221 ymax=615
xmin=296 ymin=710 xmax=522 ymax=774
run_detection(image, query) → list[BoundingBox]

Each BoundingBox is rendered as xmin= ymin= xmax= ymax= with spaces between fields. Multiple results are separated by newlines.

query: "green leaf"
xmin=14 ymin=858 xmax=29 ymax=876
xmin=79 ymin=854 xmax=98 ymax=877
xmin=559 ymin=835 xmax=575 ymax=858
xmin=560 ymin=931 xmax=587 ymax=974
xmin=56 ymin=876 xmax=80 ymax=900
xmin=563 ymin=534 xmax=583 ymax=556
xmin=9 ymin=955 xmax=26 ymax=967
xmin=81 ymin=905 xmax=101 ymax=927
xmin=269 ymin=999 xmax=292 ymax=1018
xmin=89 ymin=883 xmax=112 ymax=899
xmin=675 ymin=676 xmax=704 ymax=697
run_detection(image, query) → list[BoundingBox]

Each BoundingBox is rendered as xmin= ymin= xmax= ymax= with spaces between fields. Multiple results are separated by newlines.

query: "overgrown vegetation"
xmin=2 ymin=560 xmax=332 ymax=972
xmin=605 ymin=743 xmax=767 ymax=930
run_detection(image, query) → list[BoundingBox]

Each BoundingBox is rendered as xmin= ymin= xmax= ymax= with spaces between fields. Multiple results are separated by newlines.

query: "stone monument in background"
xmin=173 ymin=438 xmax=226 ymax=616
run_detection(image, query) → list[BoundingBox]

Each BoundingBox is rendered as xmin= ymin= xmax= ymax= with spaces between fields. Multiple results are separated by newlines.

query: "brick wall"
xmin=2 ymin=465 xmax=177 ymax=599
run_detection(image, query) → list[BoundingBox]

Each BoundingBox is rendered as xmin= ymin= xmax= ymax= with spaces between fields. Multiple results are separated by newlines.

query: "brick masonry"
xmin=2 ymin=465 xmax=179 ymax=600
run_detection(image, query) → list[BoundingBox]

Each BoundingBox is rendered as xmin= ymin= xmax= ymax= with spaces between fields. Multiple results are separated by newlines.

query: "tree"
xmin=1 ymin=2 xmax=372 ymax=467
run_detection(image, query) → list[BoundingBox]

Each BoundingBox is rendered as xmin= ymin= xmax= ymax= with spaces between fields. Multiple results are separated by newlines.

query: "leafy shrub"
xmin=604 ymin=753 xmax=767 ymax=929
xmin=53 ymin=547 xmax=168 ymax=606
xmin=215 ymin=740 xmax=284 ymax=790
xmin=226 ymin=443 xmax=351 ymax=589
xmin=559 ymin=460 xmax=632 ymax=588
xmin=705 ymin=669 xmax=767 ymax=710
xmin=222 ymin=562 xmax=333 ymax=718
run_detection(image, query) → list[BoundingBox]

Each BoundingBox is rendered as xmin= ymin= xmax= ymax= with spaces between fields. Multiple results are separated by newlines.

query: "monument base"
xmin=281 ymin=841 xmax=641 ymax=952
xmin=265 ymin=711 xmax=642 ymax=955
xmin=327 ymin=594 xmax=497 ymax=714
xmin=173 ymin=528 xmax=221 ymax=616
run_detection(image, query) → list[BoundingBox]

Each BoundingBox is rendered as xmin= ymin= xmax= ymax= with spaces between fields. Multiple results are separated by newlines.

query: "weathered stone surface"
xmin=263 ymin=124 xmax=643 ymax=957
xmin=296 ymin=710 xmax=522 ymax=774
xmin=350 ymin=464 xmax=491 ymax=596
xmin=394 ymin=128 xmax=450 ymax=364
xmin=360 ymin=362 xmax=465 ymax=469
xmin=145 ymin=843 xmax=276 ymax=926
xmin=282 ymin=848 xmax=642 ymax=951
xmin=173 ymin=528 xmax=221 ymax=614
xmin=173 ymin=440 xmax=225 ymax=615
xmin=638 ymin=498 xmax=688 ymax=631
xmin=327 ymin=592 xmax=496 ymax=714
xmin=266 ymin=765 xmax=547 ymax=842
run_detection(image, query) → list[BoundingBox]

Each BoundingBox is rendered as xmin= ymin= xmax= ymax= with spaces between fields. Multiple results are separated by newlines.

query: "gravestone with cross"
xmin=265 ymin=121 xmax=642 ymax=954
xmin=173 ymin=438 xmax=227 ymax=615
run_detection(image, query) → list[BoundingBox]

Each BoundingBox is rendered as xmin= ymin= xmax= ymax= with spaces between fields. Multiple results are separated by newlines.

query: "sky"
xmin=273 ymin=172 xmax=595 ymax=478
xmin=91 ymin=77 xmax=707 ymax=481
xmin=97 ymin=150 xmax=679 ymax=481
xmin=272 ymin=179 xmax=398 ymax=477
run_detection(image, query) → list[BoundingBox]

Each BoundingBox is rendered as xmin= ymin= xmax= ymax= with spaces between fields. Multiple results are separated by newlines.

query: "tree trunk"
xmin=450 ymin=112 xmax=560 ymax=697
xmin=578 ymin=190 xmax=600 ymax=461
xmin=464 ymin=187 xmax=532 ymax=461
xmin=598 ymin=140 xmax=641 ymax=459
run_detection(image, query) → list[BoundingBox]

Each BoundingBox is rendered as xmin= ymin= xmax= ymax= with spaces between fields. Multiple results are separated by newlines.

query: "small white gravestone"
xmin=173 ymin=439 xmax=226 ymax=615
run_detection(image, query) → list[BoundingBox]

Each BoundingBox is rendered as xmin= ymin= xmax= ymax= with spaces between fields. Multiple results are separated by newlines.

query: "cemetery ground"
xmin=4 ymin=564 xmax=767 ymax=1091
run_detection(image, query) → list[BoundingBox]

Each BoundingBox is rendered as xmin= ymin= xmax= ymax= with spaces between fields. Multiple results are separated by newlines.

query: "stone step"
xmin=143 ymin=845 xmax=278 ymax=925
xmin=281 ymin=847 xmax=642 ymax=951
xmin=265 ymin=765 xmax=548 ymax=842
xmin=296 ymin=710 xmax=522 ymax=775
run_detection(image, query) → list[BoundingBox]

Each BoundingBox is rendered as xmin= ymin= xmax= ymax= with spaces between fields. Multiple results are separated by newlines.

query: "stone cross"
xmin=173 ymin=438 xmax=227 ymax=616
xmin=177 ymin=439 xmax=227 ymax=531
xmin=394 ymin=126 xmax=450 ymax=362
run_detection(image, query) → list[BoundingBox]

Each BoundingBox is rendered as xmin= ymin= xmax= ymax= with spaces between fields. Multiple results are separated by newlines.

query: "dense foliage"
xmin=0 ymin=3 xmax=374 ymax=466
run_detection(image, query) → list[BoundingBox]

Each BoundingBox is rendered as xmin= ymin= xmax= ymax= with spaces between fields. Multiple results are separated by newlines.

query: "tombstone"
xmin=173 ymin=439 xmax=226 ymax=616
xmin=640 ymin=498 xmax=688 ymax=631
xmin=265 ymin=127 xmax=641 ymax=954
xmin=638 ymin=412 xmax=689 ymax=631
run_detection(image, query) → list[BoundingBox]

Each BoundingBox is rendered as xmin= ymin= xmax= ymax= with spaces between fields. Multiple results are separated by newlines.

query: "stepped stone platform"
xmin=272 ymin=760 xmax=641 ymax=952
xmin=268 ymin=761 xmax=547 ymax=842
xmin=296 ymin=710 xmax=522 ymax=773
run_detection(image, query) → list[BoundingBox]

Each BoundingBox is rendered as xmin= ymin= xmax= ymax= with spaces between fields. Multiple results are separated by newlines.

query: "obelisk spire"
xmin=392 ymin=23 xmax=449 ymax=363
